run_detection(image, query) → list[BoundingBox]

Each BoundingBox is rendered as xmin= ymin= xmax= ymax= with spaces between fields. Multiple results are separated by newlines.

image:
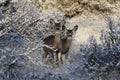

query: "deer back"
xmin=43 ymin=35 xmax=55 ymax=46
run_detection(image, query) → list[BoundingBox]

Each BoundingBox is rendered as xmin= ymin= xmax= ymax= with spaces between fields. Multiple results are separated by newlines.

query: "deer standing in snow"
xmin=58 ymin=25 xmax=78 ymax=64
xmin=43 ymin=19 xmax=78 ymax=65
xmin=42 ymin=19 xmax=66 ymax=64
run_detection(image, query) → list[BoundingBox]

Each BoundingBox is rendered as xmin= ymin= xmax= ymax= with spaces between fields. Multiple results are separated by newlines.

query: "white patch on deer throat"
xmin=67 ymin=37 xmax=73 ymax=40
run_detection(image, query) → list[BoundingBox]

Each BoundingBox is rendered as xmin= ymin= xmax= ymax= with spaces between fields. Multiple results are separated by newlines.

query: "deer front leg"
xmin=62 ymin=54 xmax=66 ymax=64
xmin=58 ymin=52 xmax=62 ymax=64
xmin=52 ymin=51 xmax=57 ymax=64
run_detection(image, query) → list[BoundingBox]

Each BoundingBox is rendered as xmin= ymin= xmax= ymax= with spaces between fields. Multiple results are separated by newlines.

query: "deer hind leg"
xmin=43 ymin=48 xmax=53 ymax=64
xmin=42 ymin=52 xmax=49 ymax=64
xmin=43 ymin=47 xmax=49 ymax=63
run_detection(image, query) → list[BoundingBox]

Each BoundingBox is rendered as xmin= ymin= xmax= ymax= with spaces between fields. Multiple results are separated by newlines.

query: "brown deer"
xmin=58 ymin=25 xmax=78 ymax=64
xmin=42 ymin=19 xmax=66 ymax=64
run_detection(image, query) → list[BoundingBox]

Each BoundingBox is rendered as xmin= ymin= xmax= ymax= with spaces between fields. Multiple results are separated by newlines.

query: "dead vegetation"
xmin=30 ymin=0 xmax=120 ymax=17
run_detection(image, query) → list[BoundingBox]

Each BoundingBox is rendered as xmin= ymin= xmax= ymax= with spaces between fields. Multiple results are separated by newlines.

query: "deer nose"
xmin=55 ymin=27 xmax=60 ymax=30
xmin=68 ymin=33 xmax=72 ymax=36
xmin=69 ymin=33 xmax=72 ymax=35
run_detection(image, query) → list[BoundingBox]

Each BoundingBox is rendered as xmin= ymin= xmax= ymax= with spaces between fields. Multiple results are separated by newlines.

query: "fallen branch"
xmin=19 ymin=42 xmax=55 ymax=56
xmin=0 ymin=13 xmax=27 ymax=37
xmin=0 ymin=16 xmax=43 ymax=37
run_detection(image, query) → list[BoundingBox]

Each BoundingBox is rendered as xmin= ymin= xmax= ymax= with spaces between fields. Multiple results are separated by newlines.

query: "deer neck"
xmin=63 ymin=37 xmax=72 ymax=53
xmin=66 ymin=37 xmax=72 ymax=47
xmin=54 ymin=32 xmax=61 ymax=48
xmin=54 ymin=32 xmax=61 ymax=42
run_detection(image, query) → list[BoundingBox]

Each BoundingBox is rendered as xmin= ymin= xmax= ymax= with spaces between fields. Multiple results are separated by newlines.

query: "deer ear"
xmin=50 ymin=19 xmax=55 ymax=27
xmin=60 ymin=20 xmax=66 ymax=30
xmin=62 ymin=25 xmax=66 ymax=30
xmin=60 ymin=20 xmax=66 ymax=26
xmin=73 ymin=25 xmax=78 ymax=31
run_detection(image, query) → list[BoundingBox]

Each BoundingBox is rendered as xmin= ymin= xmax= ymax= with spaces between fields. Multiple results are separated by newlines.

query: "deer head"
xmin=65 ymin=25 xmax=78 ymax=38
xmin=50 ymin=19 xmax=66 ymax=37
xmin=43 ymin=19 xmax=66 ymax=64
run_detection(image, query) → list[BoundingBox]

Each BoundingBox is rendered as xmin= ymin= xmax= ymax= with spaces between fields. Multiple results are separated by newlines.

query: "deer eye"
xmin=51 ymin=27 xmax=53 ymax=29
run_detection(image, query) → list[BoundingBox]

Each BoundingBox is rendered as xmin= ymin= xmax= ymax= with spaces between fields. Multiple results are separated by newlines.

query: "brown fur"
xmin=42 ymin=19 xmax=66 ymax=64
xmin=43 ymin=19 xmax=78 ymax=65
xmin=59 ymin=25 xmax=78 ymax=63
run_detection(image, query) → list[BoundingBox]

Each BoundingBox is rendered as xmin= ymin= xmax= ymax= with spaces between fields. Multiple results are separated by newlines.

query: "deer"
xmin=58 ymin=25 xmax=78 ymax=64
xmin=43 ymin=19 xmax=78 ymax=65
xmin=42 ymin=19 xmax=66 ymax=64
